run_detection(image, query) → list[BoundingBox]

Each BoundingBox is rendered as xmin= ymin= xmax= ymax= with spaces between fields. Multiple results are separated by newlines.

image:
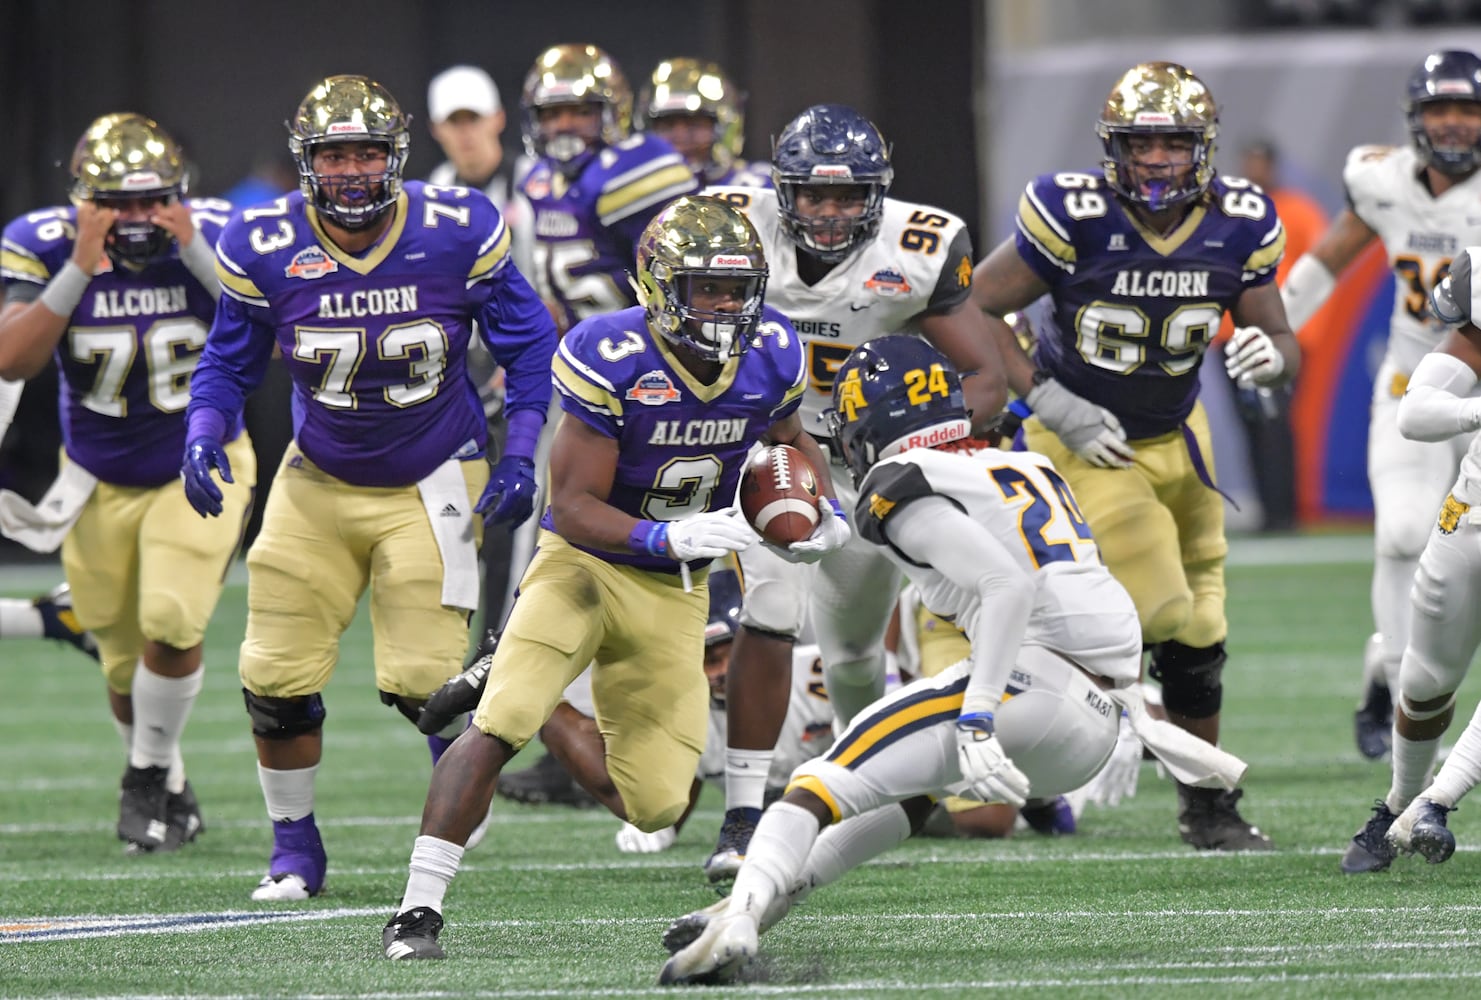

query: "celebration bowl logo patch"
xmin=284 ymin=247 xmax=338 ymax=280
xmin=864 ymin=268 xmax=911 ymax=296
xmin=626 ymin=370 xmax=682 ymax=406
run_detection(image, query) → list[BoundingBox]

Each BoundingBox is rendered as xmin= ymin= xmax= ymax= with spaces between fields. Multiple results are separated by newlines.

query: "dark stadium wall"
xmin=0 ymin=0 xmax=980 ymax=558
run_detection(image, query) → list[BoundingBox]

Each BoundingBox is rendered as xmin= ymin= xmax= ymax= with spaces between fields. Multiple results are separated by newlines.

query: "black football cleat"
xmin=1177 ymin=785 xmax=1274 ymax=851
xmin=383 ymin=906 xmax=446 ymax=960
xmin=1354 ymin=680 xmax=1393 ymax=760
xmin=118 ymin=765 xmax=171 ymax=852
xmin=1341 ymin=800 xmax=1398 ymax=874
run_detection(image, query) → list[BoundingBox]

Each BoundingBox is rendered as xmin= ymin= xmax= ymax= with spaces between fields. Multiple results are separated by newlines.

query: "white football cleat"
xmin=250 ymin=873 xmax=313 ymax=902
xmin=657 ymin=910 xmax=758 ymax=985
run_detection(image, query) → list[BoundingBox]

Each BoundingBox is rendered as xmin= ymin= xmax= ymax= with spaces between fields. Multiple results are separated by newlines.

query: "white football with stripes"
xmin=739 ymin=444 xmax=820 ymax=546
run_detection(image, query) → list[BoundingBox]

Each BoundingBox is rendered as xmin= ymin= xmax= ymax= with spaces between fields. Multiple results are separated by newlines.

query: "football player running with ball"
xmin=657 ymin=338 xmax=1246 ymax=986
xmin=381 ymin=195 xmax=850 ymax=960
xmin=972 ymin=62 xmax=1299 ymax=850
xmin=700 ymin=104 xmax=1007 ymax=880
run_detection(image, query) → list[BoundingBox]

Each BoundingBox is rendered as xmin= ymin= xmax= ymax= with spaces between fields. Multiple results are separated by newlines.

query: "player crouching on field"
xmin=658 ymin=337 xmax=1250 ymax=986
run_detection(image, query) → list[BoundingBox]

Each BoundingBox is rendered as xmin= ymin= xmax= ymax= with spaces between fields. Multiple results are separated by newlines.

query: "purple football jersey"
xmin=1015 ymin=170 xmax=1285 ymax=438
xmin=0 ymin=199 xmax=232 ymax=486
xmin=521 ymin=134 xmax=698 ymax=330
xmin=191 ymin=182 xmax=556 ymax=487
xmin=544 ymin=304 xmax=805 ymax=572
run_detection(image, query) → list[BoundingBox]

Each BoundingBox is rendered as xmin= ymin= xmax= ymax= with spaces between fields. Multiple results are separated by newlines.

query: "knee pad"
xmin=243 ymin=689 xmax=326 ymax=740
xmin=1149 ymin=640 xmax=1225 ymax=719
xmin=738 ymin=578 xmax=805 ymax=637
xmin=380 ymin=689 xmax=424 ymax=727
xmin=824 ymin=653 xmax=883 ymax=687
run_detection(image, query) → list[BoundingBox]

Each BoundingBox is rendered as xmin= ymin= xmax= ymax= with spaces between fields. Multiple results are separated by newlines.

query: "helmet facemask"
xmin=1097 ymin=62 xmax=1218 ymax=213
xmin=520 ymin=44 xmax=633 ymax=163
xmin=1409 ymin=99 xmax=1481 ymax=176
xmin=641 ymin=265 xmax=767 ymax=363
xmin=287 ymin=76 xmax=411 ymax=232
xmin=771 ymin=104 xmax=893 ymax=263
xmin=69 ymin=112 xmax=188 ymax=267
xmin=636 ymin=195 xmax=769 ymax=365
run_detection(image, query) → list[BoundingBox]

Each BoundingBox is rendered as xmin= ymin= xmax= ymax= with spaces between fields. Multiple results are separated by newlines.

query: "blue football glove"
xmin=477 ymin=454 xmax=538 ymax=528
xmin=181 ymin=437 xmax=233 ymax=518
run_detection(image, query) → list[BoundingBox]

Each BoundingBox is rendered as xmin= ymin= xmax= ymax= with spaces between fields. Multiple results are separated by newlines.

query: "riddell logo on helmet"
xmin=1436 ymin=80 xmax=1476 ymax=95
xmin=121 ymin=172 xmax=163 ymax=190
xmin=1133 ymin=112 xmax=1176 ymax=126
xmin=326 ymin=122 xmax=363 ymax=134
xmin=811 ymin=165 xmax=853 ymax=178
xmin=903 ymin=420 xmax=970 ymax=450
xmin=709 ymin=255 xmax=752 ymax=267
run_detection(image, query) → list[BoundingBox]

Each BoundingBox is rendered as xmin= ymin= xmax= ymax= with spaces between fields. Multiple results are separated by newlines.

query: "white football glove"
xmin=769 ymin=497 xmax=851 ymax=565
xmin=1081 ymin=711 xmax=1143 ymax=809
xmin=1224 ymin=326 xmax=1285 ymax=388
xmin=954 ymin=713 xmax=1030 ymax=808
xmin=1025 ymin=377 xmax=1135 ymax=469
xmin=662 ymin=508 xmax=755 ymax=562
xmin=614 ymin=822 xmax=677 ymax=854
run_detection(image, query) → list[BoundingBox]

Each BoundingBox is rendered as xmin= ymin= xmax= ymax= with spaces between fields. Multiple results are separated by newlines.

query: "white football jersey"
xmin=857 ymin=445 xmax=1142 ymax=684
xmin=706 ymin=186 xmax=975 ymax=436
xmin=1345 ymin=144 xmax=1481 ymax=374
xmin=698 ymin=642 xmax=835 ymax=788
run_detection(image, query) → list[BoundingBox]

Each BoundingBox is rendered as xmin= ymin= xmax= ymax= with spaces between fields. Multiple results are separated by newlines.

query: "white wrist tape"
xmin=1280 ymin=254 xmax=1336 ymax=335
xmin=38 ymin=260 xmax=92 ymax=317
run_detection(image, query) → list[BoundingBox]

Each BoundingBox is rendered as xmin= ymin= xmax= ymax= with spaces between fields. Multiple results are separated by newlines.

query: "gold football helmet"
xmin=520 ymin=43 xmax=632 ymax=161
xmin=1096 ymin=62 xmax=1218 ymax=211
xmin=69 ymin=113 xmax=187 ymax=265
xmin=287 ymin=75 xmax=410 ymax=230
xmin=639 ymin=58 xmax=745 ymax=178
xmin=635 ymin=195 xmax=768 ymax=362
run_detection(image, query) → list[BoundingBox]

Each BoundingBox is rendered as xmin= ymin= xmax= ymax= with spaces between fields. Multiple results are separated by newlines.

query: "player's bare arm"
xmin=762 ymin=410 xmax=836 ymax=500
xmin=1228 ymin=280 xmax=1301 ymax=386
xmin=545 ymin=415 xmax=630 ymax=552
xmin=1282 ymin=208 xmax=1377 ymax=339
xmin=0 ymin=204 xmax=114 ymax=380
xmin=970 ymin=236 xmax=1053 ymax=396
xmin=918 ymin=300 xmax=1009 ymax=429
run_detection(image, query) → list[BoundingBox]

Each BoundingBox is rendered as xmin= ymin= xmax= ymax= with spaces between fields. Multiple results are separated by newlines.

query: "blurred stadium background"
xmin=6 ymin=0 xmax=1481 ymax=558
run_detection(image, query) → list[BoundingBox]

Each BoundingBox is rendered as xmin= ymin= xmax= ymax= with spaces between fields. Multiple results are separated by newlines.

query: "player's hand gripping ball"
xmin=740 ymin=444 xmax=820 ymax=546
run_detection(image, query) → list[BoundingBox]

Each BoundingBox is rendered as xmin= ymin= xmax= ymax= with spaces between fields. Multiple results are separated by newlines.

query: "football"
xmin=740 ymin=444 xmax=821 ymax=546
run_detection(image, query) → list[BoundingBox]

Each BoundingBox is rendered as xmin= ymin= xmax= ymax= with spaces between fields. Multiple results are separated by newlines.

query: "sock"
xmin=1371 ymin=554 xmax=1416 ymax=691
xmin=258 ymin=763 xmax=317 ymax=822
xmin=797 ymin=802 xmax=913 ymax=904
xmin=112 ymin=716 xmax=134 ymax=754
xmin=0 ymin=599 xmax=44 ymax=639
xmin=728 ymin=802 xmax=818 ymax=923
xmin=1387 ymin=733 xmax=1442 ymax=814
xmin=402 ymin=835 xmax=466 ymax=913
xmin=129 ymin=663 xmax=203 ymax=771
xmin=428 ymin=734 xmax=456 ymax=765
xmin=725 ymin=748 xmax=773 ymax=812
xmin=1425 ymin=700 xmax=1481 ymax=808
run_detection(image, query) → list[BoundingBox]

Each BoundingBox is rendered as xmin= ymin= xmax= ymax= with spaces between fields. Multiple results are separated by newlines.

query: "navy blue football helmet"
xmin=771 ymin=104 xmax=893 ymax=262
xmin=1404 ymin=50 xmax=1481 ymax=176
xmin=705 ymin=569 xmax=742 ymax=648
xmin=823 ymin=337 xmax=971 ymax=482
